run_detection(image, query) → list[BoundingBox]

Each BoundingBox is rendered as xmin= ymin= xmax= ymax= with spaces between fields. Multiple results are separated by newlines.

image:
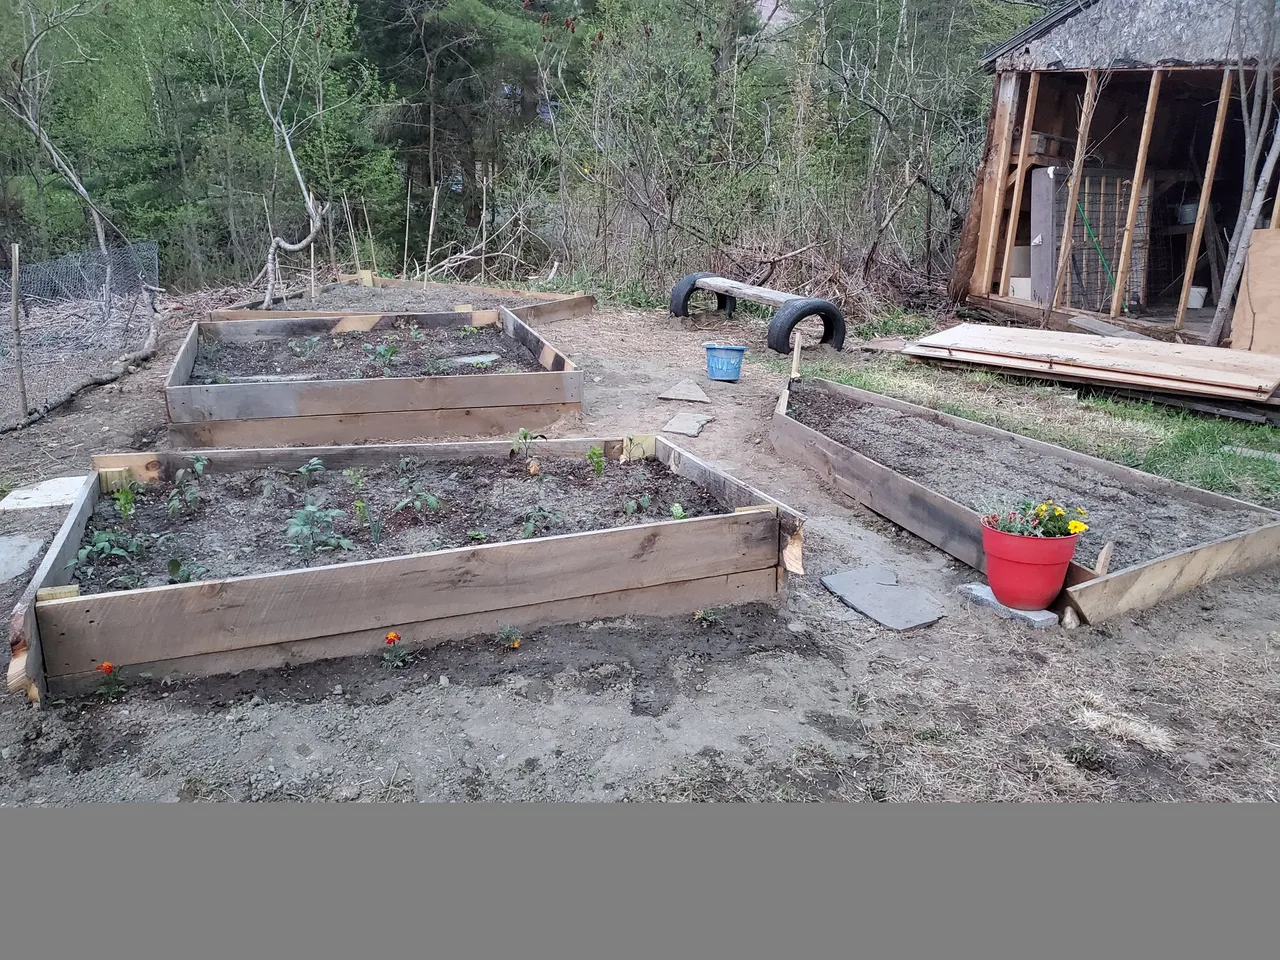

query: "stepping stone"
xmin=0 ymin=475 xmax=88 ymax=511
xmin=662 ymin=413 xmax=714 ymax=437
xmin=450 ymin=353 xmax=501 ymax=366
xmin=821 ymin=567 xmax=944 ymax=631
xmin=0 ymin=535 xmax=44 ymax=583
xmin=658 ymin=379 xmax=711 ymax=403
xmin=958 ymin=583 xmax=1059 ymax=629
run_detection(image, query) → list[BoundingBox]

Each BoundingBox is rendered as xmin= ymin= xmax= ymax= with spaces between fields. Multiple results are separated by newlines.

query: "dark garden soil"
xmin=270 ymin=284 xmax=542 ymax=314
xmin=190 ymin=324 xmax=542 ymax=383
xmin=788 ymin=384 xmax=1274 ymax=569
xmin=69 ymin=455 xmax=727 ymax=595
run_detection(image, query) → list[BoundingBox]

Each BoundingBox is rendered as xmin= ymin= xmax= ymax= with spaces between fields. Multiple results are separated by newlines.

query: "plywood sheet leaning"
xmin=770 ymin=378 xmax=1280 ymax=626
xmin=1230 ymin=229 xmax=1280 ymax=356
xmin=904 ymin=323 xmax=1280 ymax=402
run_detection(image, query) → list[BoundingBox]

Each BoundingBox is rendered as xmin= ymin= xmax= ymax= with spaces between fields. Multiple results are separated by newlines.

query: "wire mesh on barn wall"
xmin=0 ymin=241 xmax=158 ymax=430
xmin=1056 ymin=170 xmax=1151 ymax=314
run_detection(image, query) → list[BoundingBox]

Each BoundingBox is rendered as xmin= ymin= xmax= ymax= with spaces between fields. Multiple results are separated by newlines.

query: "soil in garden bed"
xmin=190 ymin=323 xmax=542 ymax=384
xmin=270 ymin=284 xmax=543 ymax=314
xmin=788 ymin=384 xmax=1275 ymax=569
xmin=70 ymin=455 xmax=728 ymax=595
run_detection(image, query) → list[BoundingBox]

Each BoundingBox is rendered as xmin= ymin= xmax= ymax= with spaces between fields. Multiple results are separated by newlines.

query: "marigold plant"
xmin=981 ymin=499 xmax=1089 ymax=538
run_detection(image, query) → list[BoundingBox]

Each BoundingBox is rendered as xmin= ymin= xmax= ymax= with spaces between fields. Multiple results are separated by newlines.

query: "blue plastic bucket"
xmin=704 ymin=344 xmax=747 ymax=382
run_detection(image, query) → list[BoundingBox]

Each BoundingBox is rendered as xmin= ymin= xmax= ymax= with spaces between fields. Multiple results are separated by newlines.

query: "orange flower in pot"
xmin=980 ymin=500 xmax=1089 ymax=610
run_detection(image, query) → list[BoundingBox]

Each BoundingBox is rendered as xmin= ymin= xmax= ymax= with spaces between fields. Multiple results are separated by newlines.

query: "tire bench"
xmin=669 ymin=273 xmax=846 ymax=353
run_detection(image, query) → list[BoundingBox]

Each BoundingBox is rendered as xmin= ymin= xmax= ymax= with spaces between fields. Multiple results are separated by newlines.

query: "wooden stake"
xmin=424 ymin=185 xmax=439 ymax=290
xmin=402 ymin=177 xmax=413 ymax=278
xmin=1176 ymin=69 xmax=1233 ymax=328
xmin=10 ymin=243 xmax=28 ymax=417
xmin=1110 ymin=69 xmax=1163 ymax=318
xmin=1050 ymin=70 xmax=1100 ymax=312
xmin=361 ymin=199 xmax=379 ymax=278
xmin=309 ymin=243 xmax=317 ymax=302
xmin=1094 ymin=541 xmax=1115 ymax=577
xmin=999 ymin=72 xmax=1040 ymax=297
xmin=790 ymin=333 xmax=803 ymax=382
xmin=480 ymin=174 xmax=488 ymax=283
xmin=342 ymin=191 xmax=362 ymax=274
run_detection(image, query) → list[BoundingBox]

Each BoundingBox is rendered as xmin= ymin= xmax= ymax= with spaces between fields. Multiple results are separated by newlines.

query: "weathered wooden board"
xmin=7 ymin=473 xmax=99 ymax=704
xmin=1231 ymin=229 xmax=1280 ymax=356
xmin=47 ymin=569 xmax=777 ymax=693
xmin=693 ymin=276 xmax=798 ymax=308
xmin=500 ymin=307 xmax=577 ymax=372
xmin=168 ymin=403 xmax=578 ymax=448
xmin=40 ymin=509 xmax=777 ymax=677
xmin=165 ymin=323 xmax=200 ymax=390
xmin=167 ymin=372 xmax=582 ymax=422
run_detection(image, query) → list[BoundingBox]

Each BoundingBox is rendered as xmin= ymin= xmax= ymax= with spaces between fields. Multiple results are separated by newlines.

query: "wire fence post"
xmin=10 ymin=243 xmax=28 ymax=417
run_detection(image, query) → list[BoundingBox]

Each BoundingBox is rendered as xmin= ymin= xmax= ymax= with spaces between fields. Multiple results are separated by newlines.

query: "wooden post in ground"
xmin=342 ymin=192 xmax=362 ymax=274
xmin=999 ymin=72 xmax=1041 ymax=297
xmin=973 ymin=72 xmax=1020 ymax=296
xmin=790 ymin=334 xmax=803 ymax=382
xmin=361 ymin=199 xmax=379 ymax=278
xmin=423 ymin=185 xmax=439 ymax=289
xmin=1050 ymin=70 xmax=1100 ymax=312
xmin=10 ymin=243 xmax=28 ymax=416
xmin=402 ymin=177 xmax=412 ymax=278
xmin=1110 ymin=69 xmax=1163 ymax=318
xmin=1176 ymin=69 xmax=1232 ymax=329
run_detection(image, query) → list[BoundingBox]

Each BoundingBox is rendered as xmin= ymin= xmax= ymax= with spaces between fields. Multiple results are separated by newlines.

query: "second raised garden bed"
xmin=8 ymin=437 xmax=803 ymax=702
xmin=166 ymin=296 xmax=595 ymax=447
xmin=771 ymin=377 xmax=1280 ymax=625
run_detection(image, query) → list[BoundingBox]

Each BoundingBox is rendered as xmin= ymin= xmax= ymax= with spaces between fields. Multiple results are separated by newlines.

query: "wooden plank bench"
xmin=669 ymin=273 xmax=847 ymax=353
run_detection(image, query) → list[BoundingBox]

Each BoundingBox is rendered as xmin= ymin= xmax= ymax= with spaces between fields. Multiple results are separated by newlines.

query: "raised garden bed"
xmin=167 ymin=299 xmax=594 ymax=447
xmin=9 ymin=438 xmax=804 ymax=702
xmin=771 ymin=377 xmax=1280 ymax=625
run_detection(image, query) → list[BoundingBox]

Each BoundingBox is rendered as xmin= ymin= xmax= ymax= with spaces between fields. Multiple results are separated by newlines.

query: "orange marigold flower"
xmin=97 ymin=662 xmax=115 ymax=675
xmin=385 ymin=632 xmax=401 ymax=645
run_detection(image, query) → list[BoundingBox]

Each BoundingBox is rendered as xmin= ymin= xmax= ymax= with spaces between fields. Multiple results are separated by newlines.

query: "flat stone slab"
xmin=821 ymin=566 xmax=945 ymax=631
xmin=662 ymin=413 xmax=714 ymax=438
xmin=0 ymin=475 xmax=88 ymax=511
xmin=0 ymin=535 xmax=45 ymax=583
xmin=658 ymin=379 xmax=711 ymax=403
xmin=958 ymin=583 xmax=1060 ymax=629
xmin=449 ymin=353 xmax=501 ymax=366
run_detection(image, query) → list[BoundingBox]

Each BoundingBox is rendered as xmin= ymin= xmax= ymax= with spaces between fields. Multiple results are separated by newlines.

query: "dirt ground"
xmin=72 ymin=455 xmax=724 ymax=594
xmin=788 ymin=385 xmax=1274 ymax=569
xmin=192 ymin=324 xmax=540 ymax=383
xmin=1 ymin=291 xmax=1278 ymax=803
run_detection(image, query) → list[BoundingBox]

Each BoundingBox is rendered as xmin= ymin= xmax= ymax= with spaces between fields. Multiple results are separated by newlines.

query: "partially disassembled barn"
xmin=954 ymin=0 xmax=1280 ymax=350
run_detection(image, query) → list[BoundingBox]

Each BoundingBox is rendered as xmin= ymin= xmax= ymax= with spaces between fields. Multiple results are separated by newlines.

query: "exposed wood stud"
xmin=1050 ymin=70 xmax=1100 ymax=311
xmin=1111 ymin=70 xmax=1163 ymax=318
xmin=999 ymin=72 xmax=1041 ymax=297
xmin=975 ymin=72 xmax=1021 ymax=296
xmin=1176 ymin=70 xmax=1233 ymax=329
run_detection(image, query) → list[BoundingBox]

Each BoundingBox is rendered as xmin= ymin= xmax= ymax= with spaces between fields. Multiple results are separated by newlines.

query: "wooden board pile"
xmin=903 ymin=324 xmax=1280 ymax=410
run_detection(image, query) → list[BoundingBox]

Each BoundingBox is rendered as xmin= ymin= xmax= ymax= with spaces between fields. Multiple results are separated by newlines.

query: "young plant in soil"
xmin=494 ymin=625 xmax=522 ymax=650
xmin=693 ymin=608 xmax=722 ymax=626
xmin=364 ymin=341 xmax=399 ymax=376
xmin=70 ymin=530 xmax=146 ymax=579
xmin=95 ymin=661 xmax=127 ymax=701
xmin=167 ymin=455 xmax=209 ymax=519
xmin=669 ymin=503 xmax=688 ymax=520
xmin=511 ymin=427 xmax=547 ymax=476
xmin=587 ymin=445 xmax=606 ymax=478
xmin=622 ymin=494 xmax=652 ymax=517
xmin=112 ymin=483 xmax=138 ymax=524
xmin=285 ymin=505 xmax=353 ymax=562
xmin=167 ymin=558 xmax=209 ymax=584
xmin=382 ymin=631 xmax=413 ymax=669
xmin=395 ymin=478 xmax=442 ymax=519
xmin=520 ymin=506 xmax=563 ymax=539
xmin=288 ymin=336 xmax=322 ymax=357
xmin=294 ymin=457 xmax=326 ymax=491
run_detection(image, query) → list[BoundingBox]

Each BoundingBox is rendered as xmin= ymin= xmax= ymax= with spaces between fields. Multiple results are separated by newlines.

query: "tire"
xmin=669 ymin=272 xmax=719 ymax=317
xmin=766 ymin=298 xmax=846 ymax=354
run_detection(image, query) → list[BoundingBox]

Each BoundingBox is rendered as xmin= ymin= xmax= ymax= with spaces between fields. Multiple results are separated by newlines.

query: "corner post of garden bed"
xmin=8 ymin=471 xmax=101 ymax=707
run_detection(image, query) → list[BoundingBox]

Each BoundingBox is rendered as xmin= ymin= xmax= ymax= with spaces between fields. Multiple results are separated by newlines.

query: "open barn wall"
xmin=987 ymin=0 xmax=1262 ymax=72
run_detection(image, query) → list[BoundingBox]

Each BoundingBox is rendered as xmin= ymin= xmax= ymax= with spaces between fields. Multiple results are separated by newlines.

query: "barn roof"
xmin=983 ymin=0 xmax=1264 ymax=72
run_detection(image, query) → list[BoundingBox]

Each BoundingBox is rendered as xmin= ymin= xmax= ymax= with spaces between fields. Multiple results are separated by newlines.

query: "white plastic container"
xmin=1187 ymin=286 xmax=1208 ymax=309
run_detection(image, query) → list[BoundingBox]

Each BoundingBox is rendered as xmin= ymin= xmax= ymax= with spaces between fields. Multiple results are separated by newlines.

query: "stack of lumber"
xmin=903 ymin=324 xmax=1280 ymax=405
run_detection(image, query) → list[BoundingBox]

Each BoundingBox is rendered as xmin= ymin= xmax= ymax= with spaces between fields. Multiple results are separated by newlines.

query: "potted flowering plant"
xmin=980 ymin=500 xmax=1090 ymax=610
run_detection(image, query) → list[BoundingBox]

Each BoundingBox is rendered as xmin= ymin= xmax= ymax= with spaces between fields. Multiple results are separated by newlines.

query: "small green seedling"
xmin=458 ymin=325 xmax=479 ymax=338
xmin=467 ymin=530 xmax=488 ymax=542
xmin=294 ymin=457 xmax=326 ymax=488
xmin=397 ymin=456 xmax=423 ymax=477
xmin=670 ymin=503 xmax=688 ymax=520
xmin=364 ymin=341 xmax=399 ymax=376
xmin=494 ymin=625 xmax=522 ymax=650
xmin=167 ymin=558 xmax=208 ymax=584
xmin=407 ymin=323 xmax=425 ymax=342
xmin=288 ymin=336 xmax=322 ymax=357
xmin=471 ymin=359 xmax=494 ymax=369
xmin=113 ymin=485 xmax=137 ymax=522
xmin=353 ymin=499 xmax=369 ymax=526
xmin=693 ymin=608 xmax=722 ymax=626
xmin=69 ymin=530 xmax=145 ymax=575
xmin=520 ymin=506 xmax=562 ymax=539
xmin=368 ymin=509 xmax=386 ymax=548
xmin=622 ymin=494 xmax=652 ymax=517
xmin=167 ymin=456 xmax=209 ymax=519
xmin=285 ymin=505 xmax=352 ymax=560
xmin=586 ymin=445 xmax=606 ymax=478
xmin=342 ymin=468 xmax=366 ymax=492
xmin=395 ymin=479 xmax=442 ymax=517
xmin=511 ymin=427 xmax=546 ymax=461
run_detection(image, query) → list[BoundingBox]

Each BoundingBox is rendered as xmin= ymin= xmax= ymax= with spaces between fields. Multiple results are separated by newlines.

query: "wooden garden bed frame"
xmin=7 ymin=437 xmax=804 ymax=705
xmin=166 ymin=298 xmax=595 ymax=447
xmin=770 ymin=377 xmax=1280 ymax=626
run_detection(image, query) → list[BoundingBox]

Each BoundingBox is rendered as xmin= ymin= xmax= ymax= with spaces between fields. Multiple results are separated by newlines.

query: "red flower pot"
xmin=981 ymin=525 xmax=1080 ymax=611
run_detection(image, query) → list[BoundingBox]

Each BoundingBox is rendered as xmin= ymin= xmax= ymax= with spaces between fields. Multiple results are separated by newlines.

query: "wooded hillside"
xmin=1 ymin=0 xmax=1038 ymax=299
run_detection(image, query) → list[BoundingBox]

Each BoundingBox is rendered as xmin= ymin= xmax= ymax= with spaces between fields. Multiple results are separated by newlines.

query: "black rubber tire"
xmin=669 ymin=272 xmax=719 ymax=317
xmin=766 ymin=298 xmax=846 ymax=354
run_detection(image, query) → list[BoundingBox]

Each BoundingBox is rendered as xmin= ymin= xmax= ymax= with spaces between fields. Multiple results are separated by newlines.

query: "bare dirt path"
xmin=1 ymin=297 xmax=1277 ymax=803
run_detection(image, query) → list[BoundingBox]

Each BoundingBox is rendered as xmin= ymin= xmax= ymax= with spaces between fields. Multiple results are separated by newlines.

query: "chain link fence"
xmin=1 ymin=241 xmax=158 ymax=430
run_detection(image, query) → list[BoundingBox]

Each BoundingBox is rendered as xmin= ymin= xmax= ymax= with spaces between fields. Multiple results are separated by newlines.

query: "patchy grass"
xmin=852 ymin=307 xmax=934 ymax=342
xmin=0 ymin=473 xmax=12 ymax=499
xmin=533 ymin=267 xmax=666 ymax=309
xmin=776 ymin=352 xmax=1280 ymax=506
